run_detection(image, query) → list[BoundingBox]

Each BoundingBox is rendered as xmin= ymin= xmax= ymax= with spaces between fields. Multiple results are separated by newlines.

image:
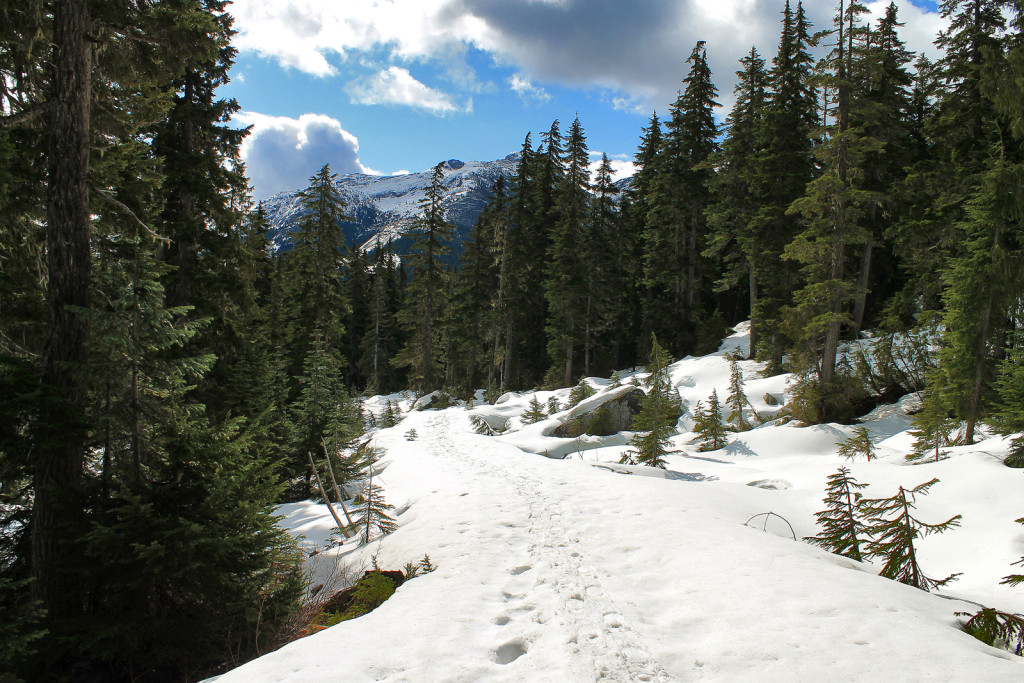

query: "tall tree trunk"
xmin=748 ymin=268 xmax=758 ymax=359
xmin=33 ymin=0 xmax=92 ymax=618
xmin=851 ymin=236 xmax=873 ymax=337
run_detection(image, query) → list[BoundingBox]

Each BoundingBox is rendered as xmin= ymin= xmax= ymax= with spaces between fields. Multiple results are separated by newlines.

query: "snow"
xmin=218 ymin=323 xmax=1024 ymax=682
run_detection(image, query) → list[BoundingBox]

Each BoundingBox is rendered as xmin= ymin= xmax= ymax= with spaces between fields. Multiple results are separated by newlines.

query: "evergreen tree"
xmin=693 ymin=389 xmax=728 ymax=451
xmin=748 ymin=1 xmax=820 ymax=369
xmin=805 ymin=466 xmax=869 ymax=560
xmin=725 ymin=357 xmax=753 ymax=430
xmin=928 ymin=147 xmax=1023 ymax=443
xmin=992 ymin=334 xmax=1024 ymax=467
xmin=643 ymin=42 xmax=720 ymax=355
xmin=906 ymin=388 xmax=956 ymax=462
xmin=360 ymin=474 xmax=398 ymax=544
xmin=359 ymin=241 xmax=405 ymax=395
xmin=546 ymin=116 xmax=590 ymax=387
xmin=289 ymin=329 xmax=361 ymax=497
xmin=286 ymin=163 xmax=352 ymax=361
xmin=567 ymin=378 xmax=597 ymax=407
xmin=861 ymin=478 xmax=962 ymax=591
xmin=450 ymin=179 xmax=503 ymax=395
xmin=705 ymin=46 xmax=769 ymax=351
xmin=621 ymin=334 xmax=681 ymax=468
xmin=394 ymin=163 xmax=453 ymax=392
xmin=837 ymin=426 xmax=876 ymax=461
xmin=521 ymin=397 xmax=547 ymax=425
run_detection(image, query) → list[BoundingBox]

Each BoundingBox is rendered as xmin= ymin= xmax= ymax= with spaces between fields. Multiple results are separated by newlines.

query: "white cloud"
xmin=589 ymin=152 xmax=636 ymax=183
xmin=230 ymin=0 xmax=949 ymax=116
xmin=235 ymin=112 xmax=378 ymax=199
xmin=508 ymin=73 xmax=551 ymax=102
xmin=346 ymin=66 xmax=467 ymax=115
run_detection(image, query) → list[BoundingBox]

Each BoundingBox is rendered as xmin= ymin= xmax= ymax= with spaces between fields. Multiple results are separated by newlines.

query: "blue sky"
xmin=222 ymin=0 xmax=946 ymax=199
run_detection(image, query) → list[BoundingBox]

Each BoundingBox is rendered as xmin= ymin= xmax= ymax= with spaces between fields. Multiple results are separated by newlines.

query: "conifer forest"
xmin=3 ymin=0 xmax=1024 ymax=680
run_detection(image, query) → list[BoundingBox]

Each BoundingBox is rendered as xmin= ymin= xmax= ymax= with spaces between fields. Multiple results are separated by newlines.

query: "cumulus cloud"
xmin=508 ymin=74 xmax=551 ymax=103
xmin=589 ymin=152 xmax=637 ymax=183
xmin=235 ymin=112 xmax=378 ymax=199
xmin=230 ymin=0 xmax=948 ymax=115
xmin=346 ymin=66 xmax=467 ymax=115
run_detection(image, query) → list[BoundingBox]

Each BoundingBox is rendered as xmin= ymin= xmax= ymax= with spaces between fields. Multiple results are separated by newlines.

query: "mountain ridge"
xmin=260 ymin=153 xmax=632 ymax=259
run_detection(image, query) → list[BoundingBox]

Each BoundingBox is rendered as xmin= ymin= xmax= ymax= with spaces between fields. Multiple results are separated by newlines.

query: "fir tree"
xmin=748 ymin=0 xmax=820 ymax=368
xmin=285 ymin=163 xmax=352 ymax=367
xmin=706 ymin=46 xmax=769 ymax=353
xmin=838 ymin=426 xmax=876 ymax=461
xmin=906 ymin=389 xmax=956 ymax=462
xmin=693 ymin=389 xmax=728 ymax=452
xmin=521 ymin=397 xmax=547 ymax=425
xmin=394 ymin=162 xmax=453 ymax=392
xmin=567 ymin=378 xmax=596 ymax=408
xmin=546 ymin=116 xmax=591 ymax=387
xmin=992 ymin=334 xmax=1024 ymax=467
xmin=642 ymin=42 xmax=720 ymax=355
xmin=621 ymin=334 xmax=681 ymax=468
xmin=805 ymin=466 xmax=869 ymax=560
xmin=861 ymin=478 xmax=962 ymax=591
xmin=360 ymin=473 xmax=398 ymax=544
xmin=725 ymin=357 xmax=753 ymax=430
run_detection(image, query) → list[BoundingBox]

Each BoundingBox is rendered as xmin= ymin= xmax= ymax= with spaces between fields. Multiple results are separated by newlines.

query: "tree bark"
xmin=33 ymin=0 xmax=92 ymax=617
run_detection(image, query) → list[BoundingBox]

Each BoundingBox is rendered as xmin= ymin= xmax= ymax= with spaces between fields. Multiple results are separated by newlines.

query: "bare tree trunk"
xmin=307 ymin=451 xmax=349 ymax=535
xmin=33 ymin=0 xmax=92 ymax=618
xmin=321 ymin=441 xmax=355 ymax=531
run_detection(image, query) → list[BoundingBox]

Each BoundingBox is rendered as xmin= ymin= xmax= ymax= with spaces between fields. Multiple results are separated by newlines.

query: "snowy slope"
xmin=218 ymin=324 xmax=1024 ymax=682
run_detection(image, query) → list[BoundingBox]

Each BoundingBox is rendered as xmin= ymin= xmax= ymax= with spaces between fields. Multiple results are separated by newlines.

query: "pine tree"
xmin=546 ymin=116 xmax=590 ymax=387
xmin=928 ymin=147 xmax=1023 ymax=444
xmin=450 ymin=179 xmax=503 ymax=395
xmin=360 ymin=474 xmax=398 ymax=544
xmin=992 ymin=334 xmax=1024 ymax=467
xmin=785 ymin=0 xmax=877 ymax=397
xmin=394 ymin=162 xmax=453 ymax=392
xmin=621 ymin=334 xmax=681 ymax=468
xmin=521 ymin=397 xmax=547 ymax=425
xmin=838 ymin=426 xmax=876 ymax=461
xmin=725 ymin=357 xmax=753 ymax=430
xmin=861 ymin=478 xmax=962 ymax=591
xmin=706 ymin=46 xmax=769 ymax=352
xmin=642 ymin=42 xmax=720 ymax=355
xmin=906 ymin=388 xmax=957 ymax=462
xmin=747 ymin=1 xmax=820 ymax=369
xmin=359 ymin=241 xmax=405 ymax=395
xmin=286 ymin=163 xmax=352 ymax=361
xmin=567 ymin=378 xmax=596 ymax=408
xmin=693 ymin=389 xmax=728 ymax=451
xmin=288 ymin=328 xmax=360 ymax=498
xmin=805 ymin=466 xmax=869 ymax=560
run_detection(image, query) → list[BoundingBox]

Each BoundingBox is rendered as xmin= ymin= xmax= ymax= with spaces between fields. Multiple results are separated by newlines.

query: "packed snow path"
xmin=423 ymin=414 xmax=673 ymax=682
xmin=219 ymin=409 xmax=1024 ymax=682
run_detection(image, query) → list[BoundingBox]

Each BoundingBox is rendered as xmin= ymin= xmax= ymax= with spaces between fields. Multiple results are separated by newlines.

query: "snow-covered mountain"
xmin=261 ymin=155 xmax=522 ymax=258
xmin=260 ymin=154 xmax=633 ymax=260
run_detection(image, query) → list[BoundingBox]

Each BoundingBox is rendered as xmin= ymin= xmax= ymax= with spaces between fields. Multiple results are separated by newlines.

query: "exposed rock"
xmin=551 ymin=387 xmax=645 ymax=438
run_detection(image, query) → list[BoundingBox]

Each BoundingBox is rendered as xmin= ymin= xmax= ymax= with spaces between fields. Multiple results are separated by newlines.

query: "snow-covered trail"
xmin=219 ymin=408 xmax=1023 ymax=682
xmin=421 ymin=412 xmax=673 ymax=681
